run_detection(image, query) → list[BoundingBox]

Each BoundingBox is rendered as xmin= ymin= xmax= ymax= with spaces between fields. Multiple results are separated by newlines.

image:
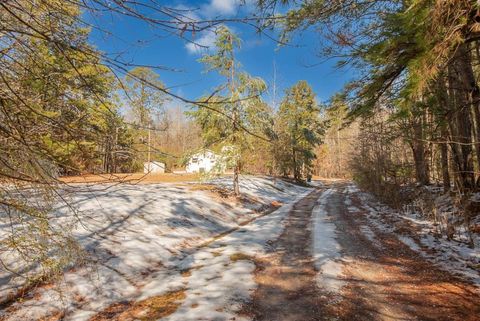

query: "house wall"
xmin=144 ymin=162 xmax=165 ymax=174
xmin=186 ymin=151 xmax=218 ymax=173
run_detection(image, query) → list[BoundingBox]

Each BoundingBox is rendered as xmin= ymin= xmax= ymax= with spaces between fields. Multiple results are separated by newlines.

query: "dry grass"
xmin=270 ymin=200 xmax=283 ymax=207
xmin=180 ymin=269 xmax=192 ymax=278
xmin=59 ymin=173 xmax=200 ymax=184
xmin=229 ymin=252 xmax=253 ymax=262
xmin=188 ymin=184 xmax=234 ymax=198
xmin=89 ymin=290 xmax=186 ymax=321
xmin=311 ymin=176 xmax=347 ymax=182
xmin=38 ymin=311 xmax=65 ymax=321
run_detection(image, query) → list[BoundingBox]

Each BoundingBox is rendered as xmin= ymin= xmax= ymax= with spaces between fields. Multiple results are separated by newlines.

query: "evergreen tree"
xmin=0 ymin=0 xmax=134 ymax=281
xmin=123 ymin=67 xmax=168 ymax=129
xmin=190 ymin=26 xmax=270 ymax=195
xmin=276 ymin=81 xmax=324 ymax=182
xmin=257 ymin=0 xmax=480 ymax=191
xmin=121 ymin=67 xmax=168 ymax=168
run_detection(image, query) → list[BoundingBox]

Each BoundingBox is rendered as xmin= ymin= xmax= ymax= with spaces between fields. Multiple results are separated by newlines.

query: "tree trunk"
xmin=450 ymin=43 xmax=478 ymax=190
xmin=440 ymin=125 xmax=451 ymax=192
xmin=232 ymin=101 xmax=240 ymax=196
xmin=436 ymin=75 xmax=451 ymax=192
xmin=228 ymin=33 xmax=240 ymax=196
xmin=233 ymin=161 xmax=240 ymax=195
xmin=411 ymin=116 xmax=430 ymax=185
xmin=447 ymin=52 xmax=476 ymax=191
xmin=292 ymin=147 xmax=299 ymax=181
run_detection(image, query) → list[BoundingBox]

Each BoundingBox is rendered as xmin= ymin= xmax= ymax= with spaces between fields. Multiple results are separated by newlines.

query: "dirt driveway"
xmin=243 ymin=182 xmax=480 ymax=321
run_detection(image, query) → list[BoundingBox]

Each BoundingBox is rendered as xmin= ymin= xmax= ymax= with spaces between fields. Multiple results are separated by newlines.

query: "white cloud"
xmin=181 ymin=1 xmax=255 ymax=54
xmin=174 ymin=4 xmax=201 ymax=23
xmin=208 ymin=0 xmax=238 ymax=15
xmin=202 ymin=0 xmax=255 ymax=17
xmin=185 ymin=31 xmax=217 ymax=54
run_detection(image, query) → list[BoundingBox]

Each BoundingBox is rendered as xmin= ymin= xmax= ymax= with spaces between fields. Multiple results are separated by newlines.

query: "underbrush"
xmin=354 ymin=178 xmax=480 ymax=247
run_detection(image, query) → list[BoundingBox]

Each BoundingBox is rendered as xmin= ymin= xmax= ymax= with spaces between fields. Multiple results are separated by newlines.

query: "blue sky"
xmin=86 ymin=0 xmax=354 ymax=108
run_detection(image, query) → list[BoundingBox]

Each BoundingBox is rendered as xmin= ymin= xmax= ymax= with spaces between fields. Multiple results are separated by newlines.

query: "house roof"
xmin=189 ymin=149 xmax=217 ymax=158
xmin=144 ymin=161 xmax=165 ymax=165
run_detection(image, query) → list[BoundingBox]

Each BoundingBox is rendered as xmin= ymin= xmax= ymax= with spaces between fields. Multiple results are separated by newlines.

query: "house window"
xmin=191 ymin=157 xmax=198 ymax=163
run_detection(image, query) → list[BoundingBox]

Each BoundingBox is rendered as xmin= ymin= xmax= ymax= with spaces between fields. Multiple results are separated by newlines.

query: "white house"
xmin=186 ymin=150 xmax=223 ymax=174
xmin=144 ymin=161 xmax=165 ymax=174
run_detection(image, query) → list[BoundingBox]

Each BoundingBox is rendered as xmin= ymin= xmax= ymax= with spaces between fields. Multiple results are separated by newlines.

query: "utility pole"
xmin=147 ymin=128 xmax=151 ymax=172
xmin=337 ymin=126 xmax=341 ymax=176
xmin=229 ymin=33 xmax=240 ymax=196
xmin=272 ymin=59 xmax=278 ymax=178
xmin=113 ymin=126 xmax=118 ymax=173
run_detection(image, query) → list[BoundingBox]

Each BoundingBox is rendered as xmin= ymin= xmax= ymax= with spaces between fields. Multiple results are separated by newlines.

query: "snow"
xmin=163 ymin=190 xmax=310 ymax=321
xmin=471 ymin=192 xmax=480 ymax=202
xmin=359 ymin=225 xmax=382 ymax=249
xmin=311 ymin=188 xmax=344 ymax=293
xmin=343 ymin=189 xmax=361 ymax=214
xmin=398 ymin=235 xmax=421 ymax=252
xmin=349 ymin=183 xmax=480 ymax=289
xmin=0 ymin=176 xmax=310 ymax=321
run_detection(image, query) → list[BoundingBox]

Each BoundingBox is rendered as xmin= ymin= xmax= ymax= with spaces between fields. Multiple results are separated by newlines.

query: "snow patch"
xmin=0 ymin=177 xmax=310 ymax=321
xmin=398 ymin=235 xmax=421 ymax=252
xmin=349 ymin=183 xmax=480 ymax=289
xmin=359 ymin=225 xmax=383 ymax=249
xmin=312 ymin=189 xmax=344 ymax=293
xmin=162 ymin=189 xmax=311 ymax=321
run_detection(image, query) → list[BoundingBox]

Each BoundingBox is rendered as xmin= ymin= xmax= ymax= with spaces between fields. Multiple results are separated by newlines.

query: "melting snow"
xmin=311 ymin=189 xmax=344 ymax=293
xmin=349 ymin=183 xmax=480 ymax=288
xmin=0 ymin=176 xmax=310 ymax=321
xmin=398 ymin=235 xmax=421 ymax=252
xmin=163 ymin=190 xmax=310 ymax=321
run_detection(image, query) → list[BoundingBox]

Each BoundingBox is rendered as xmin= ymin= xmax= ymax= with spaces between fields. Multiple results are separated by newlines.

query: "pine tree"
xmin=121 ymin=67 xmax=168 ymax=168
xmin=0 ymin=0 xmax=135 ymax=281
xmin=257 ymin=0 xmax=480 ymax=191
xmin=276 ymin=81 xmax=324 ymax=182
xmin=190 ymin=26 xmax=269 ymax=195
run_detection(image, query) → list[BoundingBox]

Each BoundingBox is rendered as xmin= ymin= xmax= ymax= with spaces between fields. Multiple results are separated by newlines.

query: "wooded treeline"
xmin=257 ymin=0 xmax=480 ymax=196
xmin=187 ymin=26 xmax=325 ymax=194
xmin=3 ymin=0 xmax=480 ymax=280
xmin=0 ymin=0 xmax=327 ymax=278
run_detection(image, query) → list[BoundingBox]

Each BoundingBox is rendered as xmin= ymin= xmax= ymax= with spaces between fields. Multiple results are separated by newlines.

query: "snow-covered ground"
xmin=311 ymin=188 xmax=344 ymax=292
xmin=346 ymin=183 xmax=480 ymax=288
xmin=162 ymin=191 xmax=310 ymax=321
xmin=0 ymin=176 xmax=310 ymax=321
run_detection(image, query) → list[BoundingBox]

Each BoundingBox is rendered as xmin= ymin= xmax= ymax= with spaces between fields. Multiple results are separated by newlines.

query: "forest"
xmin=1 ymin=1 xmax=480 ymax=320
